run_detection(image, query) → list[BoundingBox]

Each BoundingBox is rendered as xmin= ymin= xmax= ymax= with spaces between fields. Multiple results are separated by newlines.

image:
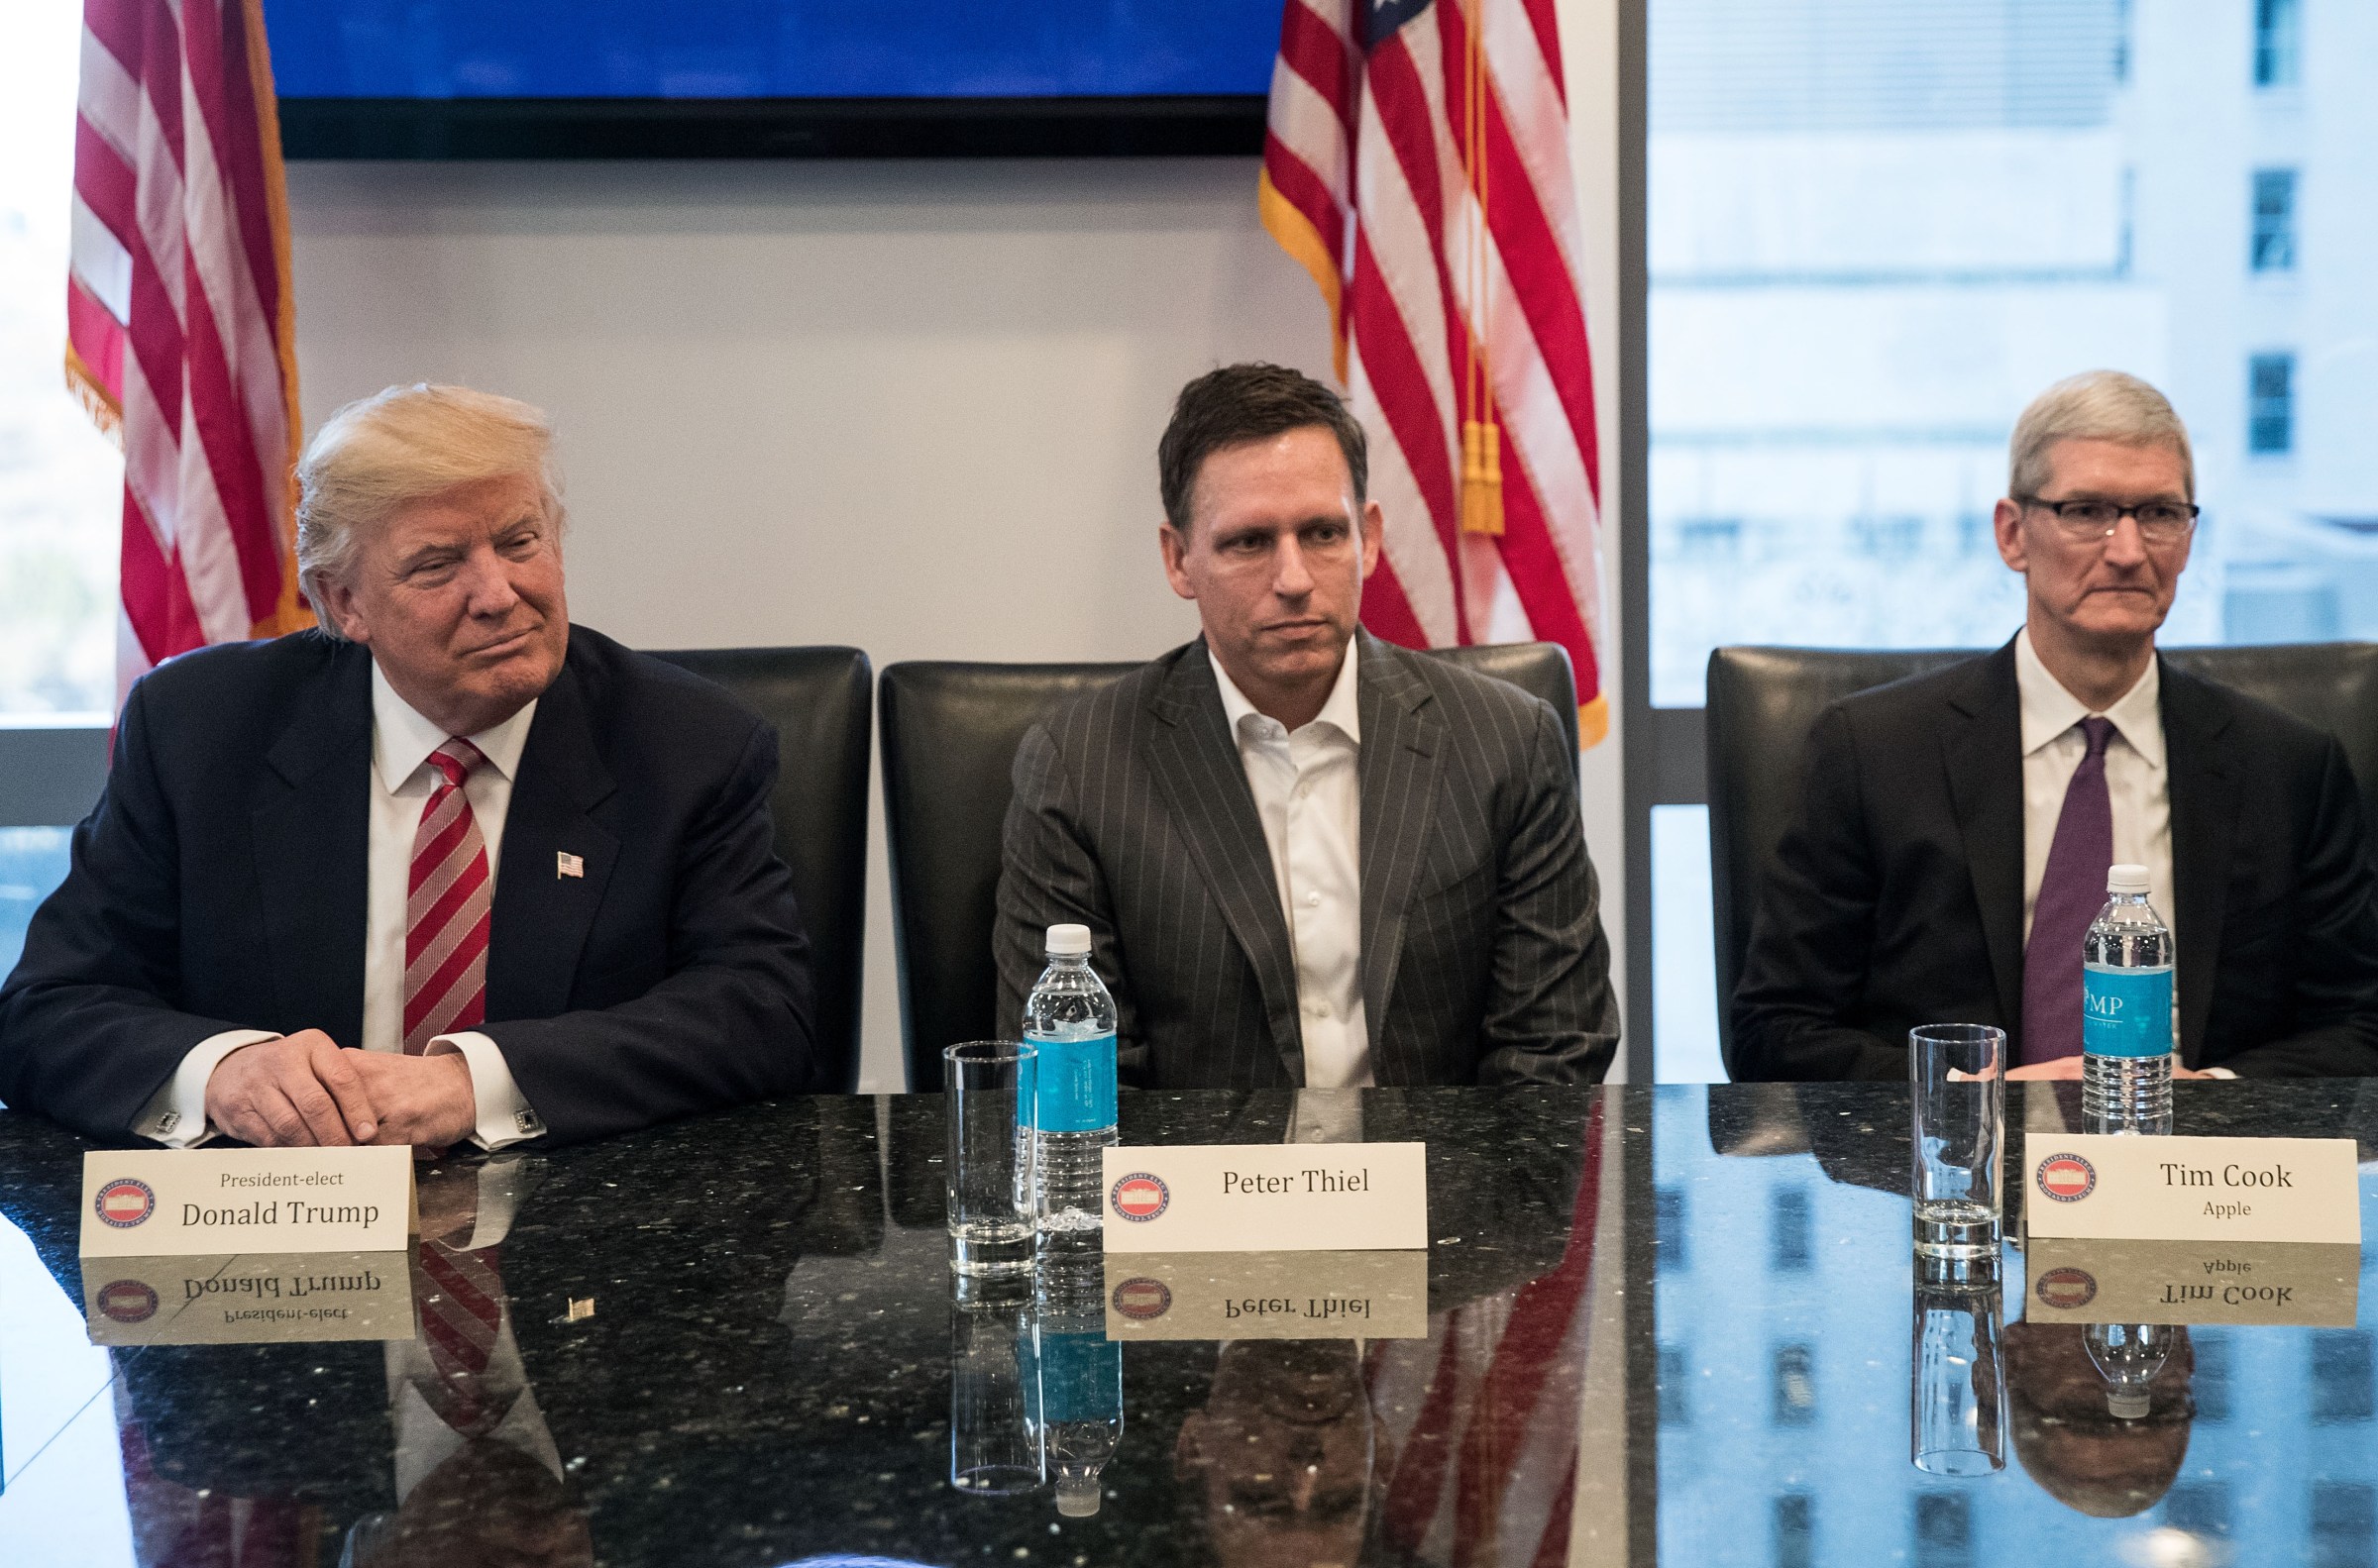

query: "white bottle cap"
xmin=1046 ymin=923 xmax=1093 ymax=956
xmin=2107 ymin=864 xmax=2151 ymax=894
xmin=1055 ymin=1474 xmax=1103 ymax=1516
xmin=2107 ymin=1389 xmax=2150 ymax=1420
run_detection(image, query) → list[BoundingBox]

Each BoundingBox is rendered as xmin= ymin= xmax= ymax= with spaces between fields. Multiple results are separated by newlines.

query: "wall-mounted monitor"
xmin=270 ymin=0 xmax=1278 ymax=158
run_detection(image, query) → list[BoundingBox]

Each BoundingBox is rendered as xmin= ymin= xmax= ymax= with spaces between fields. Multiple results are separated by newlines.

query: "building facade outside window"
xmin=2256 ymin=0 xmax=2303 ymax=87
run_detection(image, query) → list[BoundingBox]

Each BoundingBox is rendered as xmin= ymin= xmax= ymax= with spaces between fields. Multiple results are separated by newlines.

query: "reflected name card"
xmin=1101 ymin=1250 xmax=1428 ymax=1340
xmin=79 ymin=1147 xmax=415 ymax=1258
xmin=81 ymin=1251 xmax=418 ymax=1345
xmin=2025 ymin=1238 xmax=2359 ymax=1327
xmin=1100 ymin=1143 xmax=1427 ymax=1253
xmin=2020 ymin=1133 xmax=2360 ymax=1244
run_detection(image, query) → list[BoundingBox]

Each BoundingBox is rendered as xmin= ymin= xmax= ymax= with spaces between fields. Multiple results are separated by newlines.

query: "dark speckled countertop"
xmin=2 ymin=1082 xmax=2375 ymax=1567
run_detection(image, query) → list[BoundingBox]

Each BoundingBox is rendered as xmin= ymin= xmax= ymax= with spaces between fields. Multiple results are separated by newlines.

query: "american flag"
xmin=1263 ymin=0 xmax=1609 ymax=746
xmin=66 ymin=0 xmax=307 ymax=698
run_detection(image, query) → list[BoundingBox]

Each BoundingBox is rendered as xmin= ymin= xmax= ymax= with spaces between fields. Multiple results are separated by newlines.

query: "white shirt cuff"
xmin=134 ymin=1030 xmax=281 ymax=1146
xmin=427 ymin=1031 xmax=546 ymax=1148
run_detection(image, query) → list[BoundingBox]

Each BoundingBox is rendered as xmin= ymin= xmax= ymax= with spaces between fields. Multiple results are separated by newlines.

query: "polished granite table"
xmin=0 ymin=1082 xmax=2373 ymax=1567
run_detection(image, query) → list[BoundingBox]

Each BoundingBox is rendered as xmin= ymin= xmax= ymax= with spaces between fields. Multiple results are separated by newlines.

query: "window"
xmin=0 ymin=827 xmax=72 ymax=977
xmin=1770 ymin=1188 xmax=1812 ymax=1272
xmin=2191 ymin=1331 xmax=2231 ymax=1422
xmin=1657 ymin=1188 xmax=1688 ymax=1271
xmin=2248 ymin=353 xmax=2296 ymax=455
xmin=2313 ymin=1483 xmax=2376 ymax=1568
xmin=2251 ymin=168 xmax=2298 ymax=271
xmin=1773 ymin=1493 xmax=1814 ymax=1568
xmin=0 ymin=4 xmax=121 ymax=716
xmin=1643 ymin=0 xmax=2378 ymax=1078
xmin=1659 ymin=1344 xmax=1691 ymax=1426
xmin=2256 ymin=0 xmax=2303 ymax=88
xmin=1912 ymin=1492 xmax=1972 ymax=1568
xmin=2313 ymin=1332 xmax=2375 ymax=1423
xmin=1770 ymin=1342 xmax=1816 ymax=1426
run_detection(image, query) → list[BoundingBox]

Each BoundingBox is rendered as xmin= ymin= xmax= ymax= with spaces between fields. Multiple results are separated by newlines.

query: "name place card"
xmin=80 ymin=1148 xmax=415 ymax=1258
xmin=1099 ymin=1143 xmax=1427 ymax=1253
xmin=1101 ymin=1250 xmax=1428 ymax=1341
xmin=82 ymin=1251 xmax=418 ymax=1345
xmin=2021 ymin=1134 xmax=2361 ymax=1245
xmin=2024 ymin=1238 xmax=2359 ymax=1328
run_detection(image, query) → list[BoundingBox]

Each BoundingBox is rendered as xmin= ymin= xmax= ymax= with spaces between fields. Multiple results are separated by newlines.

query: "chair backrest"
xmin=1703 ymin=641 xmax=2378 ymax=1064
xmin=649 ymin=646 xmax=873 ymax=1093
xmin=878 ymin=642 xmax=1578 ymax=1091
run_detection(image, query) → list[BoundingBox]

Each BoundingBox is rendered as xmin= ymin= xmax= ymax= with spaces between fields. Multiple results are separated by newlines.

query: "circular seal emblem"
xmin=2036 ymin=1153 xmax=2097 ymax=1203
xmin=97 ymin=1279 xmax=160 ymax=1323
xmin=2035 ymin=1267 xmax=2100 ymax=1310
xmin=1110 ymin=1172 xmax=1169 ymax=1222
xmin=93 ymin=1177 xmax=158 ymax=1229
xmin=1112 ymin=1277 xmax=1173 ymax=1321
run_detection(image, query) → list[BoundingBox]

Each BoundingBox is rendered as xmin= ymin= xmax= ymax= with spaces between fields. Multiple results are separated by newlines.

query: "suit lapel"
xmin=1141 ymin=643 xmax=1305 ymax=1079
xmin=1938 ymin=642 xmax=2027 ymax=1033
xmin=2161 ymin=663 xmax=2237 ymax=1064
xmin=486 ymin=653 xmax=619 ymax=1024
xmin=252 ymin=641 xmax=373 ymax=1046
xmin=1355 ymin=635 xmax=1442 ymax=1083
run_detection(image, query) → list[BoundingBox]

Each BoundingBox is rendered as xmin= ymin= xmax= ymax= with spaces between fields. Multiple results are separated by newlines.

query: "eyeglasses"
xmin=2019 ymin=495 xmax=2200 ymax=544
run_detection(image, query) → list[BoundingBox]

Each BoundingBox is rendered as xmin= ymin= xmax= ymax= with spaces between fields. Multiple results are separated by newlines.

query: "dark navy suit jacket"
xmin=0 ymin=625 xmax=814 ymax=1144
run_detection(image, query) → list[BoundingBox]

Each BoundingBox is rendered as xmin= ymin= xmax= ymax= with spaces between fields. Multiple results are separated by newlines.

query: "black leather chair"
xmin=1704 ymin=641 xmax=2378 ymax=1065
xmin=649 ymin=646 xmax=872 ymax=1093
xmin=880 ymin=642 xmax=1578 ymax=1091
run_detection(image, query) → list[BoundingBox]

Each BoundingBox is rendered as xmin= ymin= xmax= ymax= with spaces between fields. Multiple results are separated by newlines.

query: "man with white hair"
xmin=1732 ymin=369 xmax=2378 ymax=1080
xmin=0 ymin=383 xmax=815 ymax=1147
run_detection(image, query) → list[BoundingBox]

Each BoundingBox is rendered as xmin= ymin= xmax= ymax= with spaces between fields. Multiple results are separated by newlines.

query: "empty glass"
xmin=1910 ymin=1024 xmax=2004 ymax=1274
xmin=949 ymin=1280 xmax=1043 ymax=1495
xmin=1910 ymin=1278 xmax=2006 ymax=1476
xmin=945 ymin=1040 xmax=1036 ymax=1278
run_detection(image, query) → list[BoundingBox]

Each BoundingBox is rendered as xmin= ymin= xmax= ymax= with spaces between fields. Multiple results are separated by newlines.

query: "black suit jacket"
xmin=995 ymin=631 xmax=1619 ymax=1090
xmin=1731 ymin=640 xmax=2378 ymax=1081
xmin=0 ymin=625 xmax=814 ymax=1142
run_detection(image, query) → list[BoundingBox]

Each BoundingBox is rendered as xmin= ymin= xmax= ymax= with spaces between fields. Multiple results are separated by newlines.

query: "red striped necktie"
xmin=405 ymin=738 xmax=492 ymax=1055
xmin=413 ymin=1238 xmax=509 ymax=1435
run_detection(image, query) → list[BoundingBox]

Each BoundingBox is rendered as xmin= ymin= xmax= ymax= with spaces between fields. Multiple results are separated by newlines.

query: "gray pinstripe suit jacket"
xmin=994 ymin=631 xmax=1620 ymax=1089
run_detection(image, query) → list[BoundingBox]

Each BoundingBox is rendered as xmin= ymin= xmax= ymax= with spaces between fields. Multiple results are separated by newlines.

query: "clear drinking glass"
xmin=945 ymin=1040 xmax=1037 ymax=1278
xmin=949 ymin=1283 xmax=1043 ymax=1495
xmin=1909 ymin=1279 xmax=2006 ymax=1476
xmin=1909 ymin=1024 xmax=2003 ymax=1273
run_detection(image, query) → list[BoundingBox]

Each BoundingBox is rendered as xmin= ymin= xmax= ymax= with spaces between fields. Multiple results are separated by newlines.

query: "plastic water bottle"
xmin=1028 ymin=1256 xmax=1123 ymax=1518
xmin=2081 ymin=864 xmax=2175 ymax=1135
xmin=2085 ymin=1320 xmax=2173 ymax=1420
xmin=1024 ymin=924 xmax=1118 ymax=1255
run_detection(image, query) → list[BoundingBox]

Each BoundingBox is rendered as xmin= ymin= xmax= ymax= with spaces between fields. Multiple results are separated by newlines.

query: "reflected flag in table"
xmin=67 ymin=0 xmax=310 ymax=699
xmin=1262 ymin=0 xmax=1610 ymax=746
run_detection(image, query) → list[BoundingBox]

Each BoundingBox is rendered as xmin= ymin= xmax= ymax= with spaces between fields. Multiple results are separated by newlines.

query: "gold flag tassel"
xmin=1458 ymin=0 xmax=1501 ymax=538
xmin=1460 ymin=412 xmax=1504 ymax=536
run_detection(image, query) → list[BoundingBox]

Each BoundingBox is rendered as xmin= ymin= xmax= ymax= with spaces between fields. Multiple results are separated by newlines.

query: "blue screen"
xmin=263 ymin=1 xmax=1282 ymax=100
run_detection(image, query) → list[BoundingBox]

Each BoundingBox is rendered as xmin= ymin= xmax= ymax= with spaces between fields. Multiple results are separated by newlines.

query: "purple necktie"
xmin=2020 ymin=716 xmax=2114 ymax=1065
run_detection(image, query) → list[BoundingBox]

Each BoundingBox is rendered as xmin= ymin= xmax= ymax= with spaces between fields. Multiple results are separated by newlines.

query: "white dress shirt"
xmin=136 ymin=663 xmax=545 ymax=1148
xmin=2014 ymin=628 xmax=2187 ymax=1056
xmin=1212 ymin=648 xmax=1373 ymax=1089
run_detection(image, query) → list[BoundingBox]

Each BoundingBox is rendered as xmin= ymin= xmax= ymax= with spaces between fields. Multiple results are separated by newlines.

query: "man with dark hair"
xmin=994 ymin=363 xmax=1618 ymax=1089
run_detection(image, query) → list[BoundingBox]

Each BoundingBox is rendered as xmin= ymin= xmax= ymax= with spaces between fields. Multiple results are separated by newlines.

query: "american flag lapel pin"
xmin=557 ymin=851 xmax=585 ymax=879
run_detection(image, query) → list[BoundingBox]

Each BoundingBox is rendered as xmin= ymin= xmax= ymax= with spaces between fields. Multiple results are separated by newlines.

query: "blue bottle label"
xmin=1037 ymin=1329 xmax=1123 ymax=1424
xmin=2083 ymin=964 xmax=2173 ymax=1059
xmin=1030 ymin=1031 xmax=1117 ymax=1133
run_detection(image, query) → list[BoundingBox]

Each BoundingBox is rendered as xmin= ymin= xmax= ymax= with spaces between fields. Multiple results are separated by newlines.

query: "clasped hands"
xmin=203 ymin=1030 xmax=477 ymax=1151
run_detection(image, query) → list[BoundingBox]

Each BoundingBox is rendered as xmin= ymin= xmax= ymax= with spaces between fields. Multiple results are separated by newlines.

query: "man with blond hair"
xmin=0 ymin=384 xmax=815 ymax=1148
xmin=1732 ymin=369 xmax=2378 ymax=1080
